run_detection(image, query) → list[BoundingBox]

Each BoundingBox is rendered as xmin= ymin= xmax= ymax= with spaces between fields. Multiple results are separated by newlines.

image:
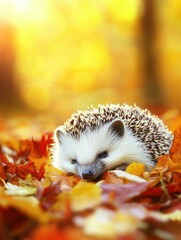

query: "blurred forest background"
xmin=0 ymin=0 xmax=181 ymax=137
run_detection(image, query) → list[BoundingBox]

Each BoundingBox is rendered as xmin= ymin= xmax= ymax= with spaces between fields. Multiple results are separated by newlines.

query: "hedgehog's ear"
xmin=109 ymin=119 xmax=124 ymax=137
xmin=55 ymin=127 xmax=65 ymax=144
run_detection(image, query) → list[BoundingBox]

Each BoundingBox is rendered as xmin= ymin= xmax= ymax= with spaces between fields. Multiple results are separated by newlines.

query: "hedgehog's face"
xmin=53 ymin=119 xmax=127 ymax=180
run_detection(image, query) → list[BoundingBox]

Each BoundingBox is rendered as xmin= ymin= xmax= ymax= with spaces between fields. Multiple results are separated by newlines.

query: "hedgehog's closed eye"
xmin=97 ymin=151 xmax=108 ymax=159
xmin=71 ymin=159 xmax=77 ymax=164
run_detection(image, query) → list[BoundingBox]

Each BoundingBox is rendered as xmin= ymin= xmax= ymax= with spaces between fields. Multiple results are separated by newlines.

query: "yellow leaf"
xmin=45 ymin=164 xmax=64 ymax=182
xmin=151 ymin=210 xmax=181 ymax=222
xmin=84 ymin=207 xmax=143 ymax=238
xmin=126 ymin=162 xmax=146 ymax=177
xmin=0 ymin=192 xmax=49 ymax=223
xmin=110 ymin=170 xmax=146 ymax=183
xmin=70 ymin=182 xmax=102 ymax=212
xmin=50 ymin=192 xmax=71 ymax=217
xmin=4 ymin=182 xmax=37 ymax=196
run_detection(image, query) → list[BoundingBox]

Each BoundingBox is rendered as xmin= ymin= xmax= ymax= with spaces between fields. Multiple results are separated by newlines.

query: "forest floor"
xmin=0 ymin=108 xmax=181 ymax=240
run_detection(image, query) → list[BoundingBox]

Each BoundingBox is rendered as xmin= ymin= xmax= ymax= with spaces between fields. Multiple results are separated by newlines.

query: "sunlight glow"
xmin=0 ymin=0 xmax=33 ymax=24
xmin=0 ymin=0 xmax=142 ymax=113
xmin=11 ymin=0 xmax=32 ymax=12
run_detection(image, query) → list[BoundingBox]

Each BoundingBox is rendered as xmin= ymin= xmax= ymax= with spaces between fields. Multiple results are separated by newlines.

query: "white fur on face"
xmin=51 ymin=122 xmax=154 ymax=177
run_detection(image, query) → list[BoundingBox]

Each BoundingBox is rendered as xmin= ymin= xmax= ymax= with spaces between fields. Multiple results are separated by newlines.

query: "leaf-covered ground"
xmin=0 ymin=113 xmax=181 ymax=240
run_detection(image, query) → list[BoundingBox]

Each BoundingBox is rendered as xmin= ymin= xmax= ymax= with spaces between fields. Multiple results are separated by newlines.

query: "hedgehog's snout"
xmin=82 ymin=169 xmax=94 ymax=180
xmin=78 ymin=163 xmax=103 ymax=181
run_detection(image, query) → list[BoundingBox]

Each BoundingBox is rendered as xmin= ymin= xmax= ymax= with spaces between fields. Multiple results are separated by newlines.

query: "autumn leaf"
xmin=103 ymin=171 xmax=125 ymax=184
xmin=29 ymin=156 xmax=48 ymax=171
xmin=126 ymin=162 xmax=146 ymax=177
xmin=140 ymin=182 xmax=181 ymax=204
xmin=0 ymin=134 xmax=53 ymax=182
xmin=70 ymin=182 xmax=102 ymax=211
xmin=169 ymin=127 xmax=181 ymax=163
xmin=0 ymin=162 xmax=6 ymax=180
xmin=101 ymin=182 xmax=149 ymax=206
xmin=4 ymin=182 xmax=37 ymax=196
xmin=83 ymin=207 xmax=143 ymax=238
xmin=0 ymin=206 xmax=31 ymax=239
xmin=1 ymin=115 xmax=181 ymax=240
xmin=0 ymin=192 xmax=49 ymax=223
xmin=163 ymin=199 xmax=181 ymax=213
xmin=30 ymin=224 xmax=69 ymax=240
xmin=111 ymin=170 xmax=147 ymax=183
xmin=29 ymin=132 xmax=53 ymax=158
xmin=36 ymin=181 xmax=61 ymax=210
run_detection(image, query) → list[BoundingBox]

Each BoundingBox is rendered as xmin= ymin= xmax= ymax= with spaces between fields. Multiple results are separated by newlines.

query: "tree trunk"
xmin=140 ymin=0 xmax=164 ymax=106
xmin=0 ymin=24 xmax=24 ymax=113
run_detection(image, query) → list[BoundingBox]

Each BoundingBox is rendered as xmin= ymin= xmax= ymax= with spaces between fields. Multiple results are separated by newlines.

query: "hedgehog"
xmin=51 ymin=104 xmax=173 ymax=180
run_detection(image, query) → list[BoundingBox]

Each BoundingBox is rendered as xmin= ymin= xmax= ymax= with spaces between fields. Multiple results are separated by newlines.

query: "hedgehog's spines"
xmin=61 ymin=104 xmax=173 ymax=160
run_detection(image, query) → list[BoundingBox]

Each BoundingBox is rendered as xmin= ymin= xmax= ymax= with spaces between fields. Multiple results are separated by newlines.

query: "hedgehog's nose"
xmin=82 ymin=169 xmax=94 ymax=180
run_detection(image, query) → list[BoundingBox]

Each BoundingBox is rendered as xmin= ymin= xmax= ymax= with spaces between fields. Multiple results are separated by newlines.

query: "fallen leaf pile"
xmin=0 ymin=121 xmax=181 ymax=239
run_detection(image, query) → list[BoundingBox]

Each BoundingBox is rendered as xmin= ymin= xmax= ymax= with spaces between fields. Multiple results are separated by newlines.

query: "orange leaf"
xmin=102 ymin=171 xmax=124 ymax=184
xmin=172 ymin=172 xmax=181 ymax=184
xmin=169 ymin=128 xmax=181 ymax=163
xmin=168 ymin=159 xmax=181 ymax=173
xmin=0 ymin=162 xmax=6 ymax=180
xmin=29 ymin=156 xmax=48 ymax=171
xmin=30 ymin=133 xmax=53 ymax=158
xmin=155 ymin=155 xmax=169 ymax=173
xmin=30 ymin=224 xmax=69 ymax=240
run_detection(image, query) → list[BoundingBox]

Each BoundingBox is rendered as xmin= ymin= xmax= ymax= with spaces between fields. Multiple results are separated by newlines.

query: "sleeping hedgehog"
xmin=51 ymin=104 xmax=173 ymax=180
